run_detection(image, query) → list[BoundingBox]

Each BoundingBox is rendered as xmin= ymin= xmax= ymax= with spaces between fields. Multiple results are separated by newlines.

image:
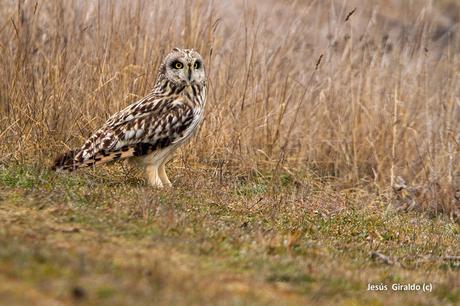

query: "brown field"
xmin=1 ymin=0 xmax=460 ymax=305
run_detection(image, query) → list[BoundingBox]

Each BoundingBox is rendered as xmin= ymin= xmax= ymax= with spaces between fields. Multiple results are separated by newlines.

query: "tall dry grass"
xmin=1 ymin=0 xmax=460 ymax=217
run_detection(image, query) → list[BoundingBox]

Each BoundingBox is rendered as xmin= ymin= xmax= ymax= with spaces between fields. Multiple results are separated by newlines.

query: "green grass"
xmin=0 ymin=164 xmax=459 ymax=305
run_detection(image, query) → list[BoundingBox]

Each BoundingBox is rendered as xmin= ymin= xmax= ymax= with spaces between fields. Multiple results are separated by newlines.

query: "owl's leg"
xmin=158 ymin=162 xmax=172 ymax=187
xmin=145 ymin=164 xmax=163 ymax=188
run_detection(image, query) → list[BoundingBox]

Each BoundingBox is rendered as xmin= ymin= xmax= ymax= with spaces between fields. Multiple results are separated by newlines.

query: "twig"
xmin=370 ymin=251 xmax=394 ymax=265
xmin=345 ymin=8 xmax=356 ymax=22
xmin=442 ymin=256 xmax=460 ymax=261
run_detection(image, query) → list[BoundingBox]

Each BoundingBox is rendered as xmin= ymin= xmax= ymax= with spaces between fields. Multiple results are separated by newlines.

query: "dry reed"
xmin=1 ymin=0 xmax=459 ymax=218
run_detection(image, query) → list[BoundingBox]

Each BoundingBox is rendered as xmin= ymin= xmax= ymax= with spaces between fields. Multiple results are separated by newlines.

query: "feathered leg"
xmin=159 ymin=162 xmax=172 ymax=187
xmin=144 ymin=149 xmax=174 ymax=188
xmin=146 ymin=164 xmax=163 ymax=188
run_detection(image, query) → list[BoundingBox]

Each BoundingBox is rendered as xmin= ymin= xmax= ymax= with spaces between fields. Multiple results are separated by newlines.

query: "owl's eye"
xmin=173 ymin=61 xmax=183 ymax=69
xmin=193 ymin=61 xmax=201 ymax=69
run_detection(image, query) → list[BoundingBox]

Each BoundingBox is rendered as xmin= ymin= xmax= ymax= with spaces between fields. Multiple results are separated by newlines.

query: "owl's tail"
xmin=51 ymin=144 xmax=153 ymax=172
xmin=51 ymin=149 xmax=83 ymax=172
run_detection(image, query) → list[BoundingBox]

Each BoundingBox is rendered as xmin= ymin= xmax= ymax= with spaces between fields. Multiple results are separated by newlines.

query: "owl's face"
xmin=163 ymin=48 xmax=205 ymax=86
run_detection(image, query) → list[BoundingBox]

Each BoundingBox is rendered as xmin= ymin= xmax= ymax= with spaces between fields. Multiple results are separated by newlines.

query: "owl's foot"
xmin=146 ymin=165 xmax=164 ymax=188
xmin=159 ymin=163 xmax=172 ymax=188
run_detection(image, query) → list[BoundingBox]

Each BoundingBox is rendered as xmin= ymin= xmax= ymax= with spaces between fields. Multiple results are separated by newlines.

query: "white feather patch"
xmin=135 ymin=129 xmax=144 ymax=138
xmin=125 ymin=130 xmax=135 ymax=140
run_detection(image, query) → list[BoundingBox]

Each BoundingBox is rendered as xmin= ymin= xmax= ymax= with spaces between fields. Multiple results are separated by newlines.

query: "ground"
xmin=1 ymin=164 xmax=459 ymax=306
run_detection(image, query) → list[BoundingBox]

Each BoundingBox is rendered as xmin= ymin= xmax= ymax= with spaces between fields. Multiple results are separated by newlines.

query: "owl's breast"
xmin=174 ymin=104 xmax=205 ymax=146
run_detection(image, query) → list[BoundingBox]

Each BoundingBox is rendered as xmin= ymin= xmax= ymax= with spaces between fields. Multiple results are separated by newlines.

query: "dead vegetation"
xmin=1 ymin=1 xmax=460 ymax=303
xmin=1 ymin=165 xmax=460 ymax=305
xmin=1 ymin=0 xmax=460 ymax=217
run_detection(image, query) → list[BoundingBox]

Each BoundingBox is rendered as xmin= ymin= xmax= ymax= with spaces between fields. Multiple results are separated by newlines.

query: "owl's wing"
xmin=53 ymin=96 xmax=195 ymax=171
xmin=103 ymin=95 xmax=160 ymax=128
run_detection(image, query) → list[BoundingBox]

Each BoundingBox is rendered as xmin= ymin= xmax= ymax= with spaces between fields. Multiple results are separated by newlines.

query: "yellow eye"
xmin=174 ymin=62 xmax=183 ymax=69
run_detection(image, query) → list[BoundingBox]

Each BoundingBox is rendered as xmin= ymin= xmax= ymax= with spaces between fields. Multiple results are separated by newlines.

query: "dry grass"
xmin=1 ymin=165 xmax=460 ymax=305
xmin=1 ymin=0 xmax=460 ymax=217
xmin=1 ymin=2 xmax=460 ymax=304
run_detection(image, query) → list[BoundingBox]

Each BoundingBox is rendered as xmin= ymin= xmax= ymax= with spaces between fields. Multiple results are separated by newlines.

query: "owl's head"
xmin=161 ymin=48 xmax=206 ymax=87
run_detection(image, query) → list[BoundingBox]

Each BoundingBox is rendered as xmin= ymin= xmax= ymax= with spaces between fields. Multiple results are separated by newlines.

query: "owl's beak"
xmin=186 ymin=64 xmax=192 ymax=84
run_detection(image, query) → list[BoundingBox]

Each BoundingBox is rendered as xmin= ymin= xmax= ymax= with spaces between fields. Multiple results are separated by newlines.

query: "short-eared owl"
xmin=52 ymin=48 xmax=206 ymax=188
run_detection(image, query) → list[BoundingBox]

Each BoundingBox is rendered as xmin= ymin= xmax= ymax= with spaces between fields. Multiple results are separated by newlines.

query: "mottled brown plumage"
xmin=52 ymin=48 xmax=207 ymax=187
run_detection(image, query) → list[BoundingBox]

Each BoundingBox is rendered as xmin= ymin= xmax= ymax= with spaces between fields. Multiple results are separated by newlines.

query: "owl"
xmin=52 ymin=48 xmax=207 ymax=188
